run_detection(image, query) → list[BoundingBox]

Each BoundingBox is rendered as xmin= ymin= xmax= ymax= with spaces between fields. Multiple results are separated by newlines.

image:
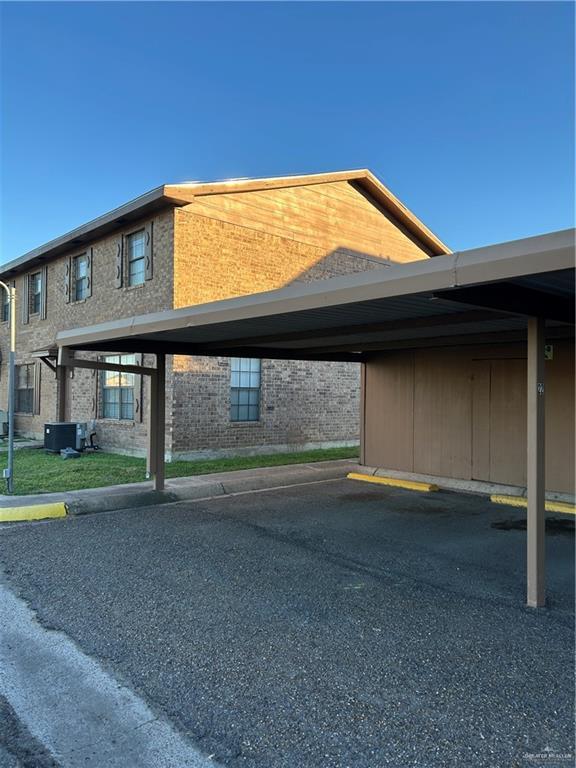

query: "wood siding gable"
xmin=182 ymin=180 xmax=433 ymax=264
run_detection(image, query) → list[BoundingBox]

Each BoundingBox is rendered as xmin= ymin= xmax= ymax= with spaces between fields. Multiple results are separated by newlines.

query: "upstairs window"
xmin=73 ymin=253 xmax=89 ymax=301
xmin=1 ymin=292 xmax=10 ymax=322
xmin=126 ymin=230 xmax=146 ymax=286
xmin=230 ymin=358 xmax=261 ymax=422
xmin=15 ymin=364 xmax=34 ymax=414
xmin=101 ymin=354 xmax=136 ymax=420
xmin=29 ymin=272 xmax=42 ymax=315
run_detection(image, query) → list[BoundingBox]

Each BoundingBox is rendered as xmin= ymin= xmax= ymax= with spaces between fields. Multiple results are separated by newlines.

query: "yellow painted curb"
xmin=0 ymin=502 xmax=67 ymax=523
xmin=491 ymin=495 xmax=576 ymax=515
xmin=347 ymin=472 xmax=438 ymax=493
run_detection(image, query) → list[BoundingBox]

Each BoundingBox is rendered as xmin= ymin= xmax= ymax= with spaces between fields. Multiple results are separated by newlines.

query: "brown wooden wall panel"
xmin=363 ymin=341 xmax=575 ymax=494
xmin=471 ymin=360 xmax=491 ymax=481
xmin=545 ymin=342 xmax=575 ymax=493
xmin=489 ymin=359 xmax=527 ymax=486
xmin=363 ymin=352 xmax=414 ymax=470
xmin=413 ymin=350 xmax=473 ymax=479
xmin=185 ymin=181 xmax=431 ymax=264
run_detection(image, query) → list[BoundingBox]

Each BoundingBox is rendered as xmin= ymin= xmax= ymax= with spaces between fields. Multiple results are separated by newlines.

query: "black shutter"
xmin=144 ymin=222 xmax=153 ymax=281
xmin=65 ymin=258 xmax=72 ymax=303
xmin=115 ymin=238 xmax=123 ymax=288
xmin=86 ymin=247 xmax=93 ymax=298
xmin=21 ymin=274 xmax=29 ymax=325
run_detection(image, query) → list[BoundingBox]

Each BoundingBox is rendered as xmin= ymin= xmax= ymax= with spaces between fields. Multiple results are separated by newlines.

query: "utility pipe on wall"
xmin=0 ymin=281 xmax=16 ymax=494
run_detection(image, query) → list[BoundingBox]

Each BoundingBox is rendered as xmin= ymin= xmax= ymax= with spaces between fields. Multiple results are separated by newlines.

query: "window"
xmin=16 ymin=364 xmax=34 ymax=414
xmin=73 ymin=253 xmax=89 ymax=301
xmin=101 ymin=354 xmax=136 ymax=420
xmin=230 ymin=358 xmax=261 ymax=422
xmin=29 ymin=272 xmax=42 ymax=315
xmin=1 ymin=292 xmax=9 ymax=322
xmin=126 ymin=230 xmax=146 ymax=286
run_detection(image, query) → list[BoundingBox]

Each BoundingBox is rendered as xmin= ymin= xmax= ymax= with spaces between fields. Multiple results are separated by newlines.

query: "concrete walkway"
xmin=0 ymin=459 xmax=361 ymax=515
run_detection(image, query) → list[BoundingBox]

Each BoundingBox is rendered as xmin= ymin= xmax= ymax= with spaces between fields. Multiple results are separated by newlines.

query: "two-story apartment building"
xmin=0 ymin=170 xmax=448 ymax=459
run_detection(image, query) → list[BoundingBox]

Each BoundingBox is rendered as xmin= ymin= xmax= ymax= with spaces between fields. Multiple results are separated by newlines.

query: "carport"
xmin=56 ymin=228 xmax=575 ymax=607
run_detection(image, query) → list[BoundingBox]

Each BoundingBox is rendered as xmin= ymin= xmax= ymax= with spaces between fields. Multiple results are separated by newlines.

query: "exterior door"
xmin=472 ymin=359 xmax=527 ymax=486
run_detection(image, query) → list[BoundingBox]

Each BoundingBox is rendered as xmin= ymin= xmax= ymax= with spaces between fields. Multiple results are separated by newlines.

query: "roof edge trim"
xmin=2 ymin=169 xmax=451 ymax=276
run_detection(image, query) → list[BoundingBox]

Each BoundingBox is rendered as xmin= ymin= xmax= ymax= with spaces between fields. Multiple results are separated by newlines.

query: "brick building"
xmin=0 ymin=170 xmax=448 ymax=459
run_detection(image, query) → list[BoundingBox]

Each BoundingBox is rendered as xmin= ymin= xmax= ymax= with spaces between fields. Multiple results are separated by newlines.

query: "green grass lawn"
xmin=0 ymin=445 xmax=359 ymax=495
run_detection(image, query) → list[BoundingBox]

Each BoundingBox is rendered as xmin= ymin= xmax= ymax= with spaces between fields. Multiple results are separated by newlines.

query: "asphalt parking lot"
xmin=0 ymin=479 xmax=574 ymax=768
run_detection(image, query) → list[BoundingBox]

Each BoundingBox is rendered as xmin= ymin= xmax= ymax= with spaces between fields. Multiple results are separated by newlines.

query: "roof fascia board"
xmin=56 ymin=229 xmax=575 ymax=351
xmin=163 ymin=170 xmax=368 ymax=199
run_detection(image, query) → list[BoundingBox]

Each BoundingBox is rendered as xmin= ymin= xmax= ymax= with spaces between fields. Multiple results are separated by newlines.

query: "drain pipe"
xmin=0 ymin=281 xmax=16 ymax=493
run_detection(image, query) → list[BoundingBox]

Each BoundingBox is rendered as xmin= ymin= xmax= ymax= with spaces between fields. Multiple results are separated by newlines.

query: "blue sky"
xmin=0 ymin=1 xmax=573 ymax=260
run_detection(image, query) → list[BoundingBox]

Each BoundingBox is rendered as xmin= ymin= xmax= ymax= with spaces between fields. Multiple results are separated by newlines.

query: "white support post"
xmin=526 ymin=317 xmax=546 ymax=608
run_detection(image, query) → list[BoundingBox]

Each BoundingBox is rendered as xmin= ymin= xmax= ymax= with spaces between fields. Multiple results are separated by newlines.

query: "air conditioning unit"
xmin=0 ymin=410 xmax=7 ymax=437
xmin=44 ymin=422 xmax=87 ymax=453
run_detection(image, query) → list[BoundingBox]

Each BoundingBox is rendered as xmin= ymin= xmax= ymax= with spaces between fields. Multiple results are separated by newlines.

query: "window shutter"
xmin=21 ymin=274 xmax=30 ymax=325
xmin=86 ymin=247 xmax=93 ymax=298
xmin=33 ymin=362 xmax=41 ymax=415
xmin=144 ymin=222 xmax=153 ymax=281
xmin=40 ymin=265 xmax=48 ymax=320
xmin=114 ymin=238 xmax=123 ymax=288
xmin=64 ymin=258 xmax=72 ymax=303
xmin=135 ymin=353 xmax=144 ymax=422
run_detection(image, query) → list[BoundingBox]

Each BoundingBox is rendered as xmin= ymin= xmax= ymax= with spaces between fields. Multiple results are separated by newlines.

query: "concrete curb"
xmin=0 ymin=460 xmax=361 ymax=519
xmin=69 ymin=465 xmax=356 ymax=515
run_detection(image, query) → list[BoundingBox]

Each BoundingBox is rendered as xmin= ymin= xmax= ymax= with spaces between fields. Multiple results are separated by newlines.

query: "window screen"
xmin=29 ymin=272 xmax=42 ymax=315
xmin=230 ymin=358 xmax=261 ymax=422
xmin=15 ymin=364 xmax=34 ymax=414
xmin=126 ymin=230 xmax=146 ymax=287
xmin=73 ymin=254 xmax=89 ymax=301
xmin=101 ymin=354 xmax=137 ymax=420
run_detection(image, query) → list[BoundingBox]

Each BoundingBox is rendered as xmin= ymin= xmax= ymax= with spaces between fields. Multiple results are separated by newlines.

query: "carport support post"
xmin=149 ymin=353 xmax=166 ymax=492
xmin=527 ymin=317 xmax=546 ymax=608
xmin=56 ymin=365 xmax=67 ymax=422
xmin=147 ymin=373 xmax=157 ymax=481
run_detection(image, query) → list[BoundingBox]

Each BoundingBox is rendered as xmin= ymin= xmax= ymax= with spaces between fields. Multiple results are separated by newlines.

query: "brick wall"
xmin=0 ymin=209 xmax=175 ymax=455
xmin=173 ymin=207 xmax=391 ymax=306
xmin=171 ymin=356 xmax=360 ymax=458
xmin=170 ymin=209 xmax=388 ymax=457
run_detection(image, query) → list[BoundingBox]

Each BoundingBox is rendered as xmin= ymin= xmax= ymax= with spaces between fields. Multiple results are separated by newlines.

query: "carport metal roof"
xmin=55 ymin=227 xmax=574 ymax=610
xmin=56 ymin=228 xmax=574 ymax=360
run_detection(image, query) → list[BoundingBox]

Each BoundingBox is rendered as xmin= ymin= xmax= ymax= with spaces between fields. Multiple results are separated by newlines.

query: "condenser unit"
xmin=44 ymin=422 xmax=88 ymax=453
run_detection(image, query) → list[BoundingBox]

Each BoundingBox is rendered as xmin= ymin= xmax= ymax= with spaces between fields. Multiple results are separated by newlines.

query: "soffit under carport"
xmin=55 ymin=229 xmax=575 ymax=362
